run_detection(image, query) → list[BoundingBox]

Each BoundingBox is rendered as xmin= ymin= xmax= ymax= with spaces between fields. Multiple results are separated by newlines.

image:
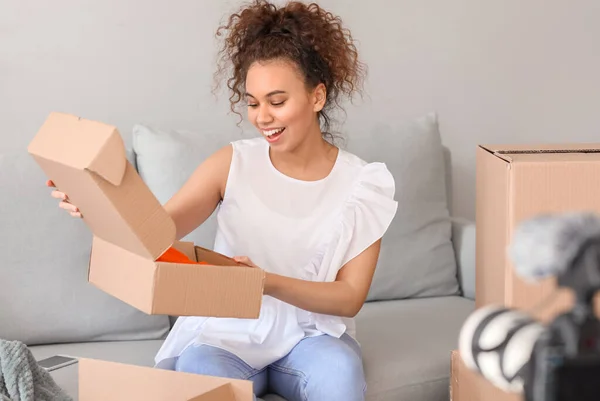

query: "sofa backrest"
xmin=132 ymin=113 xmax=461 ymax=305
xmin=0 ymin=145 xmax=171 ymax=345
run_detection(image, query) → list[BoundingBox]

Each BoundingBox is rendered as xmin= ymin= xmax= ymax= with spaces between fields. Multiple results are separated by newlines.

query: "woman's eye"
xmin=271 ymin=101 xmax=285 ymax=106
xmin=248 ymin=104 xmax=258 ymax=108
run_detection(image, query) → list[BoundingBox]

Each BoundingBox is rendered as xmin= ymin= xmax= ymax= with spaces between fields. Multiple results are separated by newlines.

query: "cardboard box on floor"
xmin=28 ymin=112 xmax=265 ymax=318
xmin=450 ymin=350 xmax=520 ymax=401
xmin=476 ymin=143 xmax=600 ymax=322
xmin=78 ymin=358 xmax=252 ymax=400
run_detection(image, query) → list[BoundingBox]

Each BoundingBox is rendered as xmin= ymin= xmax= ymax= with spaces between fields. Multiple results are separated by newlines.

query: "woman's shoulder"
xmin=223 ymin=137 xmax=267 ymax=168
xmin=230 ymin=137 xmax=265 ymax=151
xmin=337 ymin=149 xmax=395 ymax=196
xmin=206 ymin=138 xmax=263 ymax=168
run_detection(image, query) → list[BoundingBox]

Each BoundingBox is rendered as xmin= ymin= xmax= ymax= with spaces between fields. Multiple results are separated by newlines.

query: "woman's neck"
xmin=270 ymin=128 xmax=338 ymax=182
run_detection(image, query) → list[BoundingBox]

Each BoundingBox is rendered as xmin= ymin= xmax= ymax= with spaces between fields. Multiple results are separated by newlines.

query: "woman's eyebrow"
xmin=245 ymin=90 xmax=287 ymax=98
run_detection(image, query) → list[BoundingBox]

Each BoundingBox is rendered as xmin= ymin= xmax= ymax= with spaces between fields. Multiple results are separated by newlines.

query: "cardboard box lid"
xmin=479 ymin=143 xmax=600 ymax=163
xmin=28 ymin=112 xmax=176 ymax=260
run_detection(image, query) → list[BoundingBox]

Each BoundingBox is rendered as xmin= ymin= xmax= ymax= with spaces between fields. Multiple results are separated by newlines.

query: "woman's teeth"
xmin=264 ymin=128 xmax=284 ymax=137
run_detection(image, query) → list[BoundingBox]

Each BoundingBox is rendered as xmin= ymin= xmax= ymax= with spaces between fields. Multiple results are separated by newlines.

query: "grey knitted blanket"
xmin=0 ymin=340 xmax=72 ymax=401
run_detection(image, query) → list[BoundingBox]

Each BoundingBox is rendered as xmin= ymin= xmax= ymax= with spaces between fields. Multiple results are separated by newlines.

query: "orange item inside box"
xmin=157 ymin=247 xmax=209 ymax=265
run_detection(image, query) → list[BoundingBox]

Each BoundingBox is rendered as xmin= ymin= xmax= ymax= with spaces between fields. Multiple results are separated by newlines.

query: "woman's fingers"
xmin=51 ymin=189 xmax=67 ymax=201
xmin=59 ymin=200 xmax=79 ymax=213
xmin=233 ymin=256 xmax=256 ymax=267
xmin=47 ymin=180 xmax=82 ymax=218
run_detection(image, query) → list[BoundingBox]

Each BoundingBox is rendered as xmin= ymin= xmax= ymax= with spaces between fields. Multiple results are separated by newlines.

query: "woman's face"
xmin=244 ymin=59 xmax=326 ymax=152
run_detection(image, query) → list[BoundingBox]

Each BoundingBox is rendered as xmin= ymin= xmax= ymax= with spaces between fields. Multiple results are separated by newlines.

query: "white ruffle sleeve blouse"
xmin=154 ymin=137 xmax=398 ymax=370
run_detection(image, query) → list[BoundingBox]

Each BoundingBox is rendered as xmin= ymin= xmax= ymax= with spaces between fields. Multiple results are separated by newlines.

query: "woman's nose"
xmin=256 ymin=105 xmax=274 ymax=125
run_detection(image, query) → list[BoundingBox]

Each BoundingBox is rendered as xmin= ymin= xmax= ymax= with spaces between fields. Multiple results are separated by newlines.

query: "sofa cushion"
xmin=355 ymin=296 xmax=474 ymax=400
xmin=346 ymin=113 xmax=460 ymax=300
xmin=31 ymin=296 xmax=473 ymax=401
xmin=0 ymin=141 xmax=170 ymax=345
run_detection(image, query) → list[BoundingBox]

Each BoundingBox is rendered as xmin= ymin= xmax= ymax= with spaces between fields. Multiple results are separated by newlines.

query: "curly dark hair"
xmin=214 ymin=0 xmax=366 ymax=138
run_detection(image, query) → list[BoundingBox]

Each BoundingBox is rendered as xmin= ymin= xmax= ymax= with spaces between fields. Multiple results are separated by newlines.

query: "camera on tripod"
xmin=459 ymin=212 xmax=600 ymax=401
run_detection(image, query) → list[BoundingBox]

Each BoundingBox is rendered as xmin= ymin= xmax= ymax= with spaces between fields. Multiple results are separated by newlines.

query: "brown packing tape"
xmin=78 ymin=358 xmax=253 ymax=400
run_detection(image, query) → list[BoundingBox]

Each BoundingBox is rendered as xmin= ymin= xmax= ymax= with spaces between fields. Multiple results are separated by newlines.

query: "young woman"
xmin=48 ymin=1 xmax=398 ymax=399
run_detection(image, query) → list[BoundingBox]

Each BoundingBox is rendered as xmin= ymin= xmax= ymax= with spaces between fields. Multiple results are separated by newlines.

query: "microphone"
xmin=458 ymin=212 xmax=600 ymax=401
xmin=508 ymin=212 xmax=600 ymax=282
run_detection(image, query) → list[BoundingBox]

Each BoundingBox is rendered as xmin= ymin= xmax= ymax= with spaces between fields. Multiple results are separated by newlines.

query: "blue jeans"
xmin=174 ymin=333 xmax=367 ymax=401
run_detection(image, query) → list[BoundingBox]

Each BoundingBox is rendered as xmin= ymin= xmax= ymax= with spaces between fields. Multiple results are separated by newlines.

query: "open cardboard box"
xmin=28 ymin=112 xmax=265 ymax=318
xmin=78 ymin=358 xmax=252 ymax=400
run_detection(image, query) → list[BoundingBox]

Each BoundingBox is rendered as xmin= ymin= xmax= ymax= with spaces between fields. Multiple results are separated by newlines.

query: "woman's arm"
xmin=164 ymin=145 xmax=232 ymax=240
xmin=235 ymin=239 xmax=382 ymax=318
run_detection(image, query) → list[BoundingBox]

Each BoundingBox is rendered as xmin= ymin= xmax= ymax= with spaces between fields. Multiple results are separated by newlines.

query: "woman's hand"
xmin=232 ymin=239 xmax=382 ymax=318
xmin=46 ymin=180 xmax=82 ymax=218
xmin=233 ymin=256 xmax=275 ymax=295
xmin=232 ymin=256 xmax=259 ymax=268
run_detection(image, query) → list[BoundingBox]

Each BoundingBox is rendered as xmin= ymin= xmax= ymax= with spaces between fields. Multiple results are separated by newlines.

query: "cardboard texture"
xmin=78 ymin=358 xmax=253 ymax=401
xmin=28 ymin=112 xmax=265 ymax=318
xmin=450 ymin=350 xmax=521 ymax=401
xmin=476 ymin=143 xmax=600 ymax=322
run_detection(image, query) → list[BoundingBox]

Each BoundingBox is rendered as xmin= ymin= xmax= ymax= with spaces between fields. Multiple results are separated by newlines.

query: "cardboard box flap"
xmin=78 ymin=358 xmax=253 ymax=401
xmin=195 ymin=246 xmax=241 ymax=266
xmin=29 ymin=112 xmax=176 ymax=260
xmin=28 ymin=112 xmax=127 ymax=186
xmin=187 ymin=384 xmax=236 ymax=401
xmin=479 ymin=143 xmax=600 ymax=163
xmin=480 ymin=143 xmax=600 ymax=154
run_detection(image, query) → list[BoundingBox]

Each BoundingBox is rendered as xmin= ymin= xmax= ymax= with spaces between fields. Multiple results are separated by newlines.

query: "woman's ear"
xmin=313 ymin=83 xmax=327 ymax=112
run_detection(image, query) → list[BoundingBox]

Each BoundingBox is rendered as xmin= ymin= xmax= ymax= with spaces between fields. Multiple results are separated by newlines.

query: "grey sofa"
xmin=2 ymin=112 xmax=475 ymax=401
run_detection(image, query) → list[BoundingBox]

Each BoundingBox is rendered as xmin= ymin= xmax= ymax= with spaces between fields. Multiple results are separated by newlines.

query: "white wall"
xmin=2 ymin=0 xmax=599 ymax=219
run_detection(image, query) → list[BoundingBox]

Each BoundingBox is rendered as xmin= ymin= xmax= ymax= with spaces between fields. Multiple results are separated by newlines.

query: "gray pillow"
xmin=0 ymin=145 xmax=171 ymax=345
xmin=345 ymin=112 xmax=460 ymax=301
xmin=132 ymin=124 xmax=227 ymax=249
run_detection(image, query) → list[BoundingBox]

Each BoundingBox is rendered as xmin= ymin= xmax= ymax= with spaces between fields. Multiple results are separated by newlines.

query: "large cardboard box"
xmin=476 ymin=143 xmax=600 ymax=321
xmin=28 ymin=112 xmax=265 ymax=318
xmin=78 ymin=358 xmax=252 ymax=400
xmin=450 ymin=350 xmax=521 ymax=401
